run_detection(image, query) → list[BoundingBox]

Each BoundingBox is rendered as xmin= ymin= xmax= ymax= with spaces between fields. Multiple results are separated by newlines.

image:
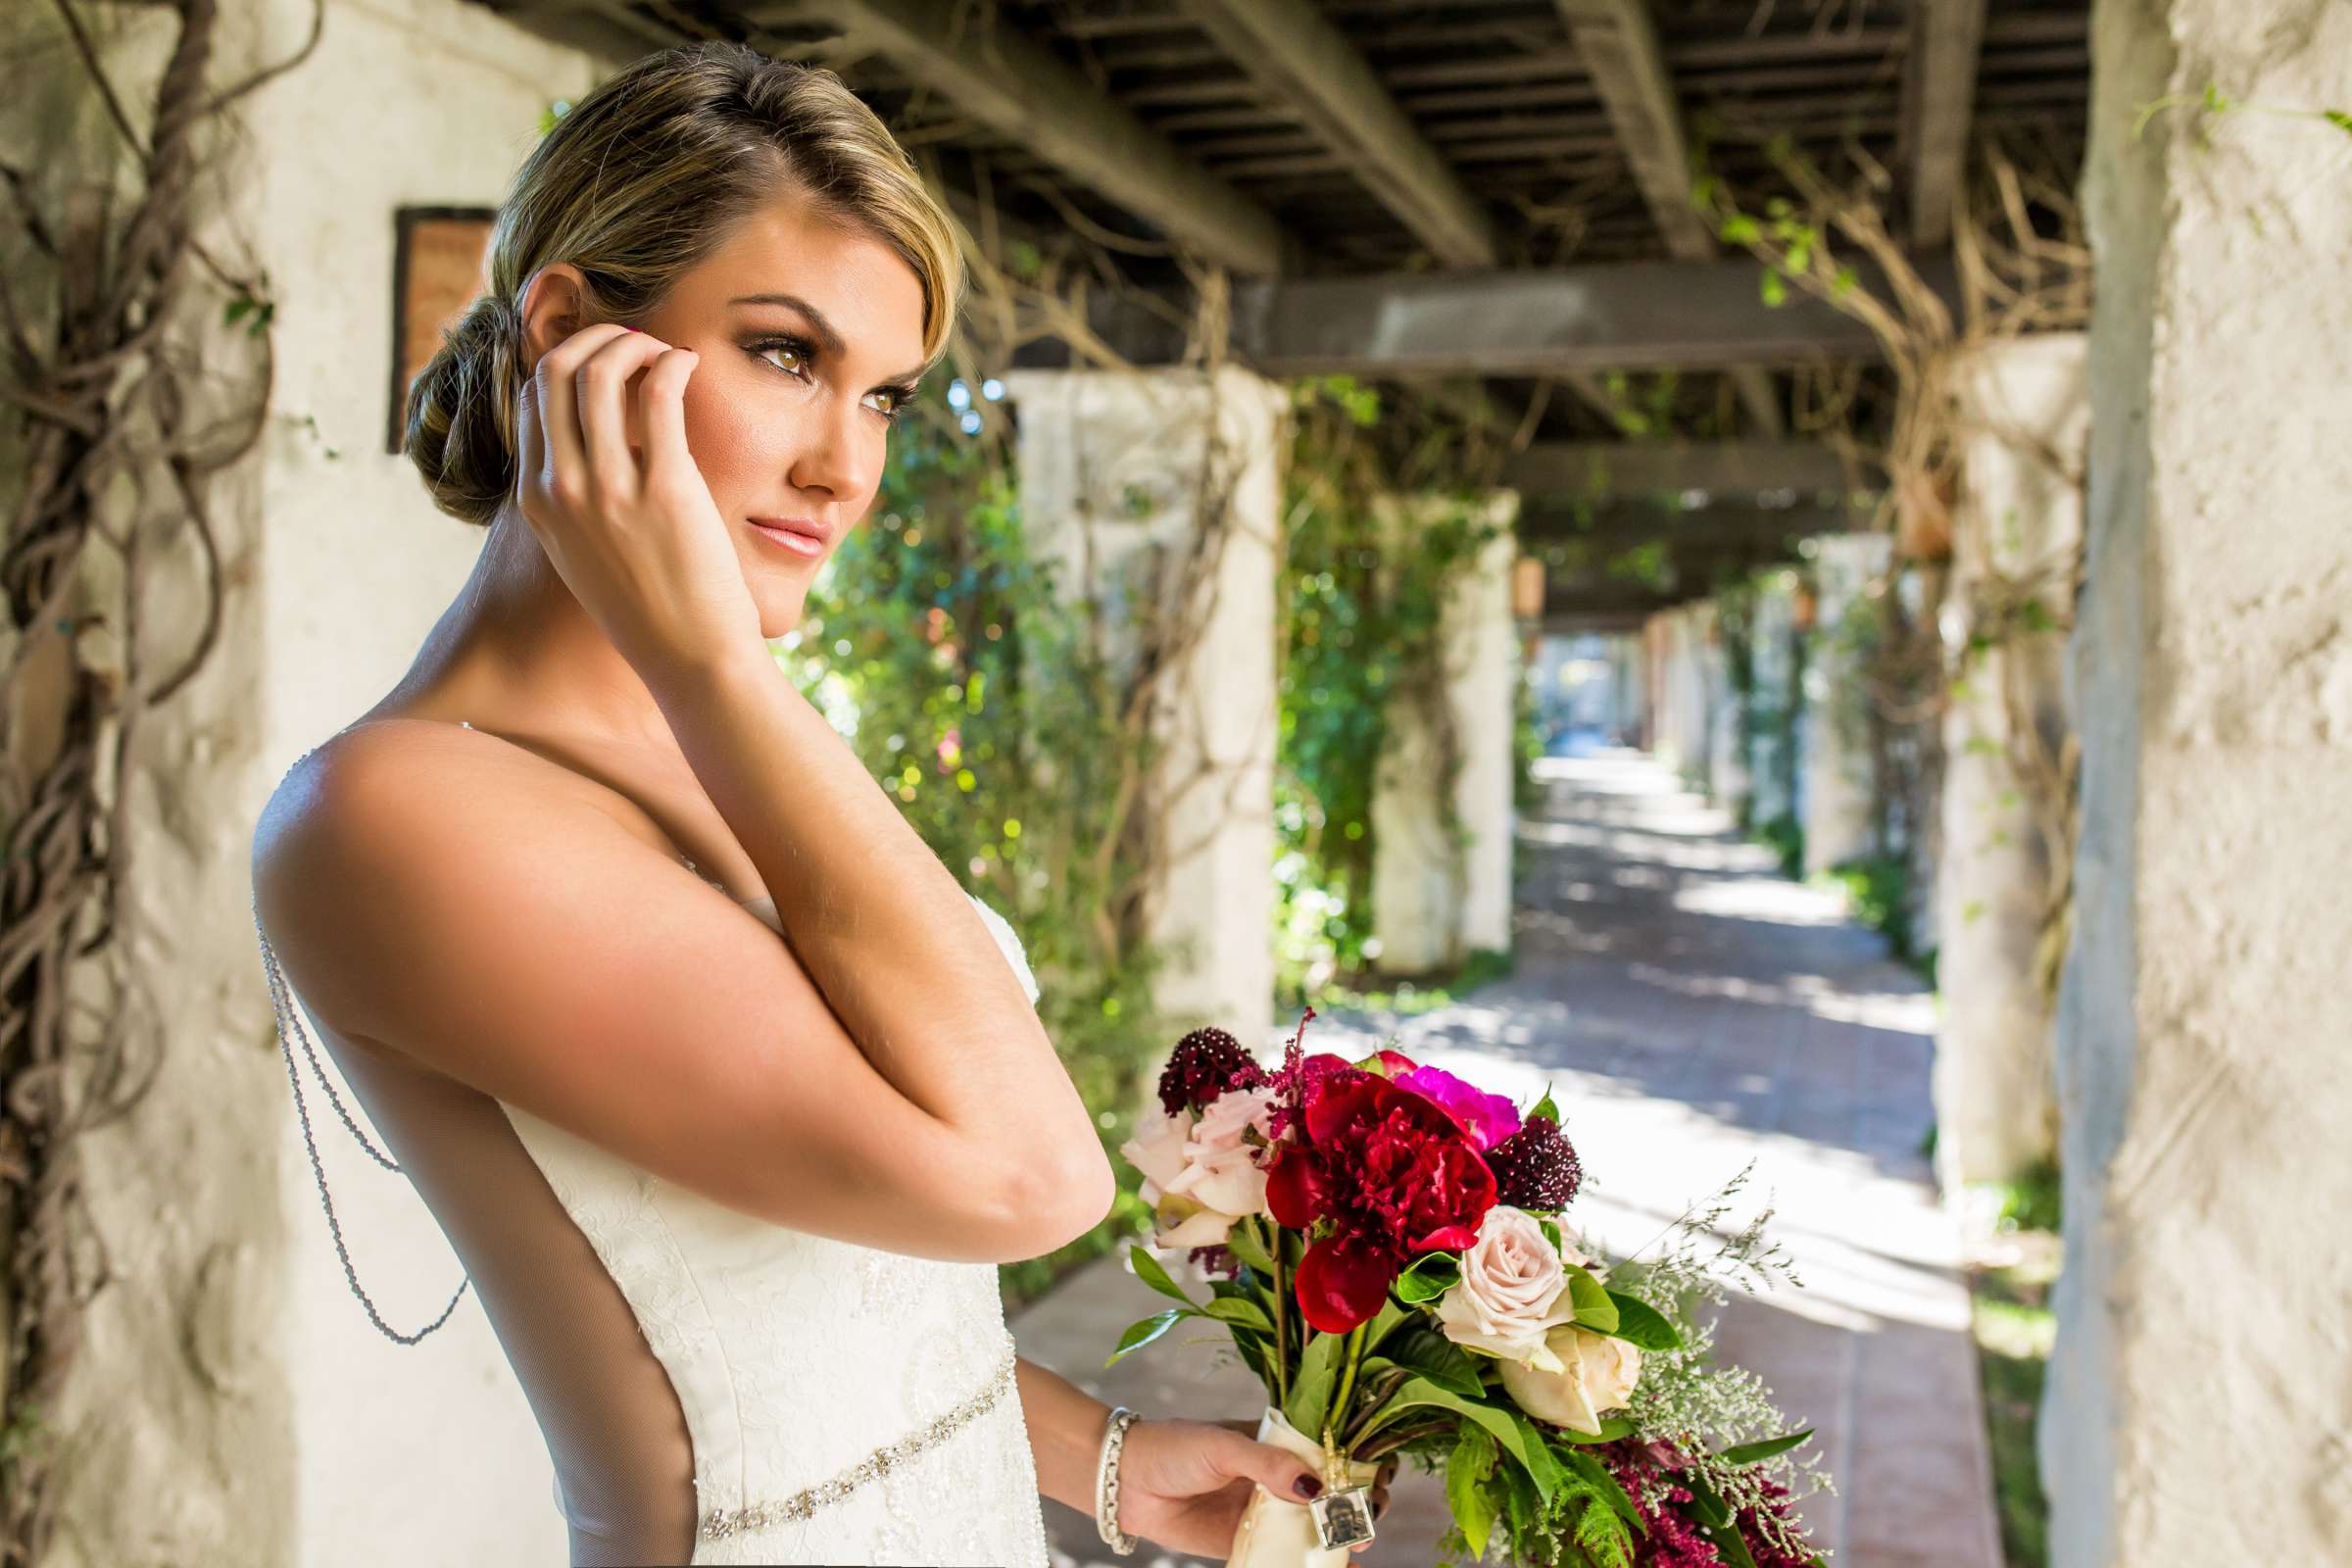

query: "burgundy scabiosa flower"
xmin=1264 ymin=1070 xmax=1498 ymax=1334
xmin=1157 ymin=1026 xmax=1266 ymax=1115
xmin=1484 ymin=1113 xmax=1583 ymax=1211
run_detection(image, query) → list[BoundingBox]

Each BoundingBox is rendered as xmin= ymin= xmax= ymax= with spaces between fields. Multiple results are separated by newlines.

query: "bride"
xmin=249 ymin=39 xmax=1391 ymax=1568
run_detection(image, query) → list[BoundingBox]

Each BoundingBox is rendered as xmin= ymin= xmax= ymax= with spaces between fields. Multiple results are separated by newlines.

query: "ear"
xmin=514 ymin=263 xmax=595 ymax=375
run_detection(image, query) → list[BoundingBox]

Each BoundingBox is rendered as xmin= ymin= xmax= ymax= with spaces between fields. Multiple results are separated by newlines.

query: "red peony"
xmin=1264 ymin=1071 xmax=1498 ymax=1333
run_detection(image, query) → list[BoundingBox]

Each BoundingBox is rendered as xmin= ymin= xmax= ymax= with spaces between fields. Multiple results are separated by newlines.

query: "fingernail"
xmin=1293 ymin=1476 xmax=1323 ymax=1499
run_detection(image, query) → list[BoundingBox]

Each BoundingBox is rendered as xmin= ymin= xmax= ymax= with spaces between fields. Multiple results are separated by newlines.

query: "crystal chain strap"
xmin=698 ymin=1333 xmax=1020 ymax=1542
xmin=258 ymin=738 xmax=469 ymax=1345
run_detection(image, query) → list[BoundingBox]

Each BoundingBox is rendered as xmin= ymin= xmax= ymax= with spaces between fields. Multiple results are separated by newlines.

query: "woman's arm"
xmin=646 ymin=646 xmax=1113 ymax=1238
xmin=1014 ymin=1354 xmax=1397 ymax=1557
xmin=1015 ymin=1355 xmax=1112 ymax=1517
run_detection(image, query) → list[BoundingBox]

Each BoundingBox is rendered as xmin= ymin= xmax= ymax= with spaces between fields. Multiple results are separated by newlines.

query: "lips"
xmin=748 ymin=515 xmax=830 ymax=544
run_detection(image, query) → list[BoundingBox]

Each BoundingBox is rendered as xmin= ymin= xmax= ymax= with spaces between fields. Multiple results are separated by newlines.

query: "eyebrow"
xmin=728 ymin=292 xmax=926 ymax=386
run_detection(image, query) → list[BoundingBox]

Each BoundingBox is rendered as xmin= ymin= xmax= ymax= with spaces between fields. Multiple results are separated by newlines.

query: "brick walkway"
xmin=1013 ymin=750 xmax=2001 ymax=1568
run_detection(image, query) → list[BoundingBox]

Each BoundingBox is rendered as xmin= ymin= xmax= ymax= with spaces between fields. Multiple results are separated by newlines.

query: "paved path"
xmin=1012 ymin=750 xmax=2001 ymax=1568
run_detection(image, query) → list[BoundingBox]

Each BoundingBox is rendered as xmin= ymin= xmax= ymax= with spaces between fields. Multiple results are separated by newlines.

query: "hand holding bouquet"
xmin=1111 ymin=1010 xmax=1832 ymax=1568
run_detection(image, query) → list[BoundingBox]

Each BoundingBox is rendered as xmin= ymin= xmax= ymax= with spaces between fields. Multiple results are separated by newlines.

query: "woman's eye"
xmin=759 ymin=341 xmax=808 ymax=375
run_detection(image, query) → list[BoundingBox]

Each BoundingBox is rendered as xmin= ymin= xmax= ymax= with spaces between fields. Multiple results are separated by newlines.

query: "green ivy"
xmin=780 ymin=408 xmax=1169 ymax=1308
xmin=1272 ymin=377 xmax=1517 ymax=1001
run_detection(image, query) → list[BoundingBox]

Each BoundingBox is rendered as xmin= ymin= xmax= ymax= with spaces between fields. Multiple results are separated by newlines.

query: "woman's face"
xmin=634 ymin=194 xmax=929 ymax=637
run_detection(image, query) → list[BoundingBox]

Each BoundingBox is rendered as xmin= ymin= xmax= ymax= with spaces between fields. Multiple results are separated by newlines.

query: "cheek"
xmin=678 ymin=373 xmax=775 ymax=513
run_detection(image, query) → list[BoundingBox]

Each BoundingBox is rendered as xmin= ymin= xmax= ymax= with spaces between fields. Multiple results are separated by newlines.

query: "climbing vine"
xmin=0 ymin=1 xmax=322 ymax=1559
xmin=1273 ymin=376 xmax=1519 ymax=997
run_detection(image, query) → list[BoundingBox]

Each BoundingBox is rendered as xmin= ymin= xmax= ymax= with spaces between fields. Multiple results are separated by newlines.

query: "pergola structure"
xmin=470 ymin=0 xmax=2090 ymax=623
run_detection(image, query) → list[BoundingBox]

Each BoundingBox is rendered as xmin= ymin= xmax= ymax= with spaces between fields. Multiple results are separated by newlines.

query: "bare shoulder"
xmin=257 ymin=717 xmax=652 ymax=881
xmin=251 ymin=717 xmax=682 ymax=1037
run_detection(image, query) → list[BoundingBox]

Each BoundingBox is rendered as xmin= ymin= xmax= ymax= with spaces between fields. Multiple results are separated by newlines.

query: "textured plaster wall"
xmin=1004 ymin=367 xmax=1286 ymax=1045
xmin=1368 ymin=493 xmax=1518 ymax=973
xmin=1934 ymin=335 xmax=2086 ymax=1187
xmin=35 ymin=1 xmax=613 ymax=1563
xmin=1799 ymin=532 xmax=1890 ymax=877
xmin=2046 ymin=2 xmax=2352 ymax=1562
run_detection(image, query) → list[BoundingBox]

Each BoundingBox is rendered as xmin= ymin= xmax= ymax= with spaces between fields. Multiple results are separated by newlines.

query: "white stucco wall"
xmin=1934 ymin=334 xmax=2085 ymax=1188
xmin=1004 ymin=367 xmax=1286 ymax=1046
xmin=40 ymin=1 xmax=615 ymax=1563
xmin=1799 ymin=532 xmax=1890 ymax=877
xmin=1368 ymin=492 xmax=1519 ymax=973
xmin=2045 ymin=2 xmax=2352 ymax=1563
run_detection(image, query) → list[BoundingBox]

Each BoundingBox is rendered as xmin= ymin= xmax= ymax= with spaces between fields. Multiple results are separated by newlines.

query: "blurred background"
xmin=3 ymin=1 xmax=2345 ymax=1565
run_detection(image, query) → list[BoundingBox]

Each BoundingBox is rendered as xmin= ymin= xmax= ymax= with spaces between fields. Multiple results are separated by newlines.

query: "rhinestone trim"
xmin=698 ymin=1334 xmax=1020 ymax=1541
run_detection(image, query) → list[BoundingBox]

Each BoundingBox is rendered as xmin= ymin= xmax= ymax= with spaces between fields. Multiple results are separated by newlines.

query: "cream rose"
xmin=1118 ymin=1086 xmax=1278 ymax=1249
xmin=1500 ymin=1324 xmax=1642 ymax=1436
xmin=1434 ymin=1204 xmax=1584 ymax=1370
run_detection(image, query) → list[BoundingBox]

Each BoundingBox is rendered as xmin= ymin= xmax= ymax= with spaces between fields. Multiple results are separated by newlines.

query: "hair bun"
xmin=404 ymin=291 xmax=520 ymax=528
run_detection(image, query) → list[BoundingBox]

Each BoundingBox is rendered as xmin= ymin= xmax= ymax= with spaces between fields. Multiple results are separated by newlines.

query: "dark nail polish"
xmin=1293 ymin=1476 xmax=1323 ymax=1499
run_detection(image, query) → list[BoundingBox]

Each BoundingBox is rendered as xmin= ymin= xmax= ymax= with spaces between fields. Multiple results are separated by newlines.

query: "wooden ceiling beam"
xmin=1215 ymin=252 xmax=1961 ymax=377
xmin=1506 ymin=440 xmax=1856 ymax=499
xmin=1177 ymin=0 xmax=1500 ymax=268
xmin=1551 ymin=0 xmax=1784 ymax=438
xmin=792 ymin=0 xmax=1290 ymax=274
xmin=1901 ymin=0 xmax=1989 ymax=247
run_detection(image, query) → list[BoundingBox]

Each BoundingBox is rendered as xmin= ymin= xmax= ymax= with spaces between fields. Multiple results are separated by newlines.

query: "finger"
xmin=1225 ymin=1435 xmax=1327 ymax=1503
xmin=639 ymin=346 xmax=701 ymax=495
xmin=514 ymin=372 xmax=544 ymax=510
xmin=576 ymin=329 xmax=675 ymax=501
xmin=533 ymin=322 xmax=633 ymax=512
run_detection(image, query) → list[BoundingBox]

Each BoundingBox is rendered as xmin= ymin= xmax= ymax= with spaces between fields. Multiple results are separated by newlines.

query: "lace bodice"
xmin=499 ymin=889 xmax=1049 ymax=1566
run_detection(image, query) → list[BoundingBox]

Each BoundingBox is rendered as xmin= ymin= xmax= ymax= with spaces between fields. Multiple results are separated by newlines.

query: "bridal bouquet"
xmin=1111 ymin=1010 xmax=1832 ymax=1568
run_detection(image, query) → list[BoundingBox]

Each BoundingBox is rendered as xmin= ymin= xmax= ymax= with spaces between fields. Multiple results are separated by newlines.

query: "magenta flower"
xmin=1392 ymin=1065 xmax=1521 ymax=1152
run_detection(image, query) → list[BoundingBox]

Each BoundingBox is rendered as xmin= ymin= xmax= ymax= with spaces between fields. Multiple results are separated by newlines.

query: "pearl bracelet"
xmin=1095 ymin=1405 xmax=1140 ymax=1555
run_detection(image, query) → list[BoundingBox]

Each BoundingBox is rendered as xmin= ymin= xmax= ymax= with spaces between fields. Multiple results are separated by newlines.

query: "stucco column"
xmin=1745 ymin=569 xmax=1802 ymax=832
xmin=1004 ymin=366 xmax=1286 ymax=1045
xmin=1799 ymin=532 xmax=1892 ymax=876
xmin=1368 ymin=491 xmax=1520 ymax=974
xmin=1933 ymin=334 xmax=2087 ymax=1188
xmin=2042 ymin=4 xmax=2352 ymax=1564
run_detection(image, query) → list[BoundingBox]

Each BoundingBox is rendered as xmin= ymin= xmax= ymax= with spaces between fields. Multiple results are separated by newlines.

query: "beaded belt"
xmin=698 ymin=1336 xmax=1020 ymax=1543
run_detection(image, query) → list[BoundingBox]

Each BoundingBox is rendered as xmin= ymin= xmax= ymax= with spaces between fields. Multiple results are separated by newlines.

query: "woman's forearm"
xmin=644 ymin=649 xmax=1109 ymax=1220
xmin=1014 ymin=1355 xmax=1113 ymax=1517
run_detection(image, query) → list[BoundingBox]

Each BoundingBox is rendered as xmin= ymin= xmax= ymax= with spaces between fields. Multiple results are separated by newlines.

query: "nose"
xmin=787 ymin=391 xmax=877 ymax=507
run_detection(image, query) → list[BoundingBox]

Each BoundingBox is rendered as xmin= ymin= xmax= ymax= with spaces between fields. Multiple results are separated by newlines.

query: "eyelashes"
xmin=743 ymin=332 xmax=918 ymax=423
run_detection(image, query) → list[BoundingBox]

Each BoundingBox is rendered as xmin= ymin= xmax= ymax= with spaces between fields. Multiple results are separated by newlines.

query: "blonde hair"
xmin=405 ymin=41 xmax=964 ymax=526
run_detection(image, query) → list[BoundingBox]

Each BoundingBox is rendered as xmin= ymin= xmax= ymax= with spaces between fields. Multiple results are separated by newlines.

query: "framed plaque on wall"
xmin=387 ymin=206 xmax=497 ymax=455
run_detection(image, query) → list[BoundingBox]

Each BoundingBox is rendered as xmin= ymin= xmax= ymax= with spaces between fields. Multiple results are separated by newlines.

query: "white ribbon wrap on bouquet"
xmin=1225 ymin=1404 xmax=1385 ymax=1568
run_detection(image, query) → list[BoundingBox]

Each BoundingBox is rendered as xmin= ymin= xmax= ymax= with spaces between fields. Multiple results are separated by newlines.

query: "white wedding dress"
xmin=494 ymin=887 xmax=1054 ymax=1566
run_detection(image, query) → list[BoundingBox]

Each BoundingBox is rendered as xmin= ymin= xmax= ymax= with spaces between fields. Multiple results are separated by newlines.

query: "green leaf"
xmin=1720 ymin=213 xmax=1761 ymax=246
xmin=1560 ymin=1447 xmax=1645 ymax=1533
xmin=1106 ymin=1307 xmax=1195 ymax=1367
xmin=223 ymin=297 xmax=253 ymax=325
xmin=1360 ymin=1293 xmax=1412 ymax=1355
xmin=1717 ymin=1428 xmax=1814 ymax=1465
xmin=2327 ymin=109 xmax=2352 ymax=138
xmin=1385 ymin=1328 xmax=1487 ymax=1399
xmin=1225 ymin=1220 xmax=1275 ymax=1276
xmin=1446 ymin=1426 xmax=1500 ymax=1558
xmin=1284 ymin=1329 xmax=1347 ymax=1440
xmin=1128 ymin=1245 xmax=1198 ymax=1309
xmin=1374 ymin=1377 xmax=1563 ymax=1503
xmin=1395 ymin=1250 xmax=1461 ymax=1303
xmin=1547 ymin=1414 xmax=1636 ymax=1445
xmin=1203 ymin=1296 xmax=1275 ymax=1333
xmin=1599 ymin=1291 xmax=1683 ymax=1351
xmin=1760 ymin=270 xmax=1789 ymax=309
xmin=1564 ymin=1265 xmax=1618 ymax=1333
xmin=1684 ymin=1472 xmax=1733 ymax=1530
xmin=1528 ymin=1084 xmax=1560 ymax=1124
